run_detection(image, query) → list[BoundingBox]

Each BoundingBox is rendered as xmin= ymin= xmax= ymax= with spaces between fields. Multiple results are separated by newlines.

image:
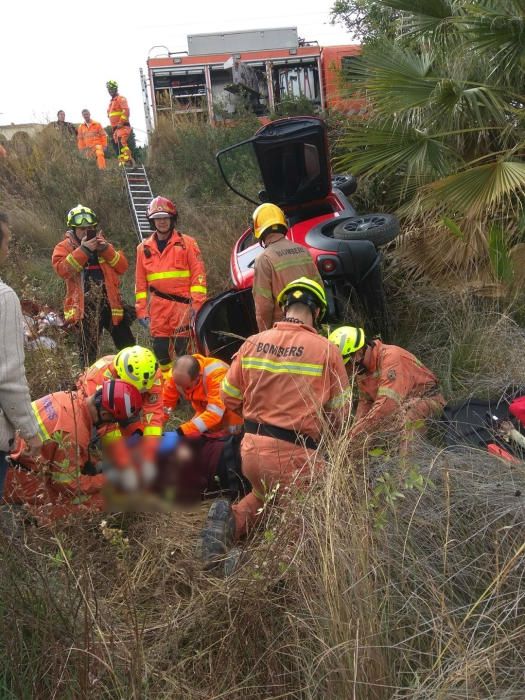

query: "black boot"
xmin=199 ymin=498 xmax=235 ymax=571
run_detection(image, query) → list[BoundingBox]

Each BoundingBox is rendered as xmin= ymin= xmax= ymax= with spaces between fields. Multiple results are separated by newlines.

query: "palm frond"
xmin=427 ymin=160 xmax=525 ymax=217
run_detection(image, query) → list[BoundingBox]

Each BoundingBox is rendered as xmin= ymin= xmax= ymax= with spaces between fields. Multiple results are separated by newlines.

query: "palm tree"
xmin=337 ymin=0 xmax=525 ymax=285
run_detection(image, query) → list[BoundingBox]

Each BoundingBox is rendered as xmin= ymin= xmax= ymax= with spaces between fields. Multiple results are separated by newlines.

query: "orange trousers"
xmin=113 ymin=126 xmax=132 ymax=164
xmin=232 ymin=434 xmax=320 ymax=539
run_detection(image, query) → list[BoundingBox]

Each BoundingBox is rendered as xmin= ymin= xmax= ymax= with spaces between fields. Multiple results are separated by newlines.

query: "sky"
xmin=0 ymin=0 xmax=352 ymax=144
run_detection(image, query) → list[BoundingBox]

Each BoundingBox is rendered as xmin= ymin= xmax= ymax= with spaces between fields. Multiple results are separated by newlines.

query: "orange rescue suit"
xmin=163 ymin=354 xmax=243 ymax=437
xmin=350 ymin=340 xmax=446 ymax=440
xmin=77 ymin=120 xmax=107 ymax=153
xmin=5 ymin=391 xmax=109 ymax=521
xmin=221 ymin=320 xmax=350 ymax=537
xmin=135 ymin=231 xmax=207 ymax=338
xmin=52 ymin=232 xmax=128 ymax=325
xmin=253 ymin=236 xmax=322 ymax=331
xmin=77 ymin=355 xmax=164 ymax=462
xmin=108 ymin=94 xmax=130 ymax=128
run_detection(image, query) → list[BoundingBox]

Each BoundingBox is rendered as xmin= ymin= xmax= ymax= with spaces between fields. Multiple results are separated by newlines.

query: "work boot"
xmin=198 ymin=498 xmax=235 ymax=572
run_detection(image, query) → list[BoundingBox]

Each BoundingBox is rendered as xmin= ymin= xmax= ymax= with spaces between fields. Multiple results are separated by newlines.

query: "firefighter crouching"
xmin=5 ymin=379 xmax=142 ymax=523
xmin=328 ymin=326 xmax=446 ymax=450
xmin=251 ymin=203 xmax=322 ymax=331
xmin=77 ymin=345 xmax=163 ymax=491
xmin=135 ymin=196 xmax=207 ymax=378
xmin=198 ymin=277 xmax=350 ymax=573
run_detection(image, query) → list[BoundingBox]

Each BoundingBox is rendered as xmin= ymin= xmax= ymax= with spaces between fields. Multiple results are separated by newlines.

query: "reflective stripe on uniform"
xmin=146 ymin=271 xmax=190 ymax=282
xmin=66 ymin=254 xmax=83 ymax=272
xmin=136 ymin=291 xmax=147 ymax=300
xmin=144 ymin=426 xmax=162 ymax=437
xmin=101 ymin=429 xmax=122 ymax=445
xmin=108 ymin=252 xmax=120 ymax=267
xmin=252 ymin=285 xmax=273 ymax=300
xmin=206 ymin=403 xmax=225 ymax=418
xmin=241 ymin=357 xmax=323 ymax=377
xmin=50 ymin=471 xmax=75 ymax=484
xmin=191 ymin=416 xmax=207 ymax=433
xmin=109 ymin=111 xmax=125 ymax=117
xmin=64 ymin=309 xmax=76 ymax=320
xmin=203 ymin=361 xmax=228 ymax=378
xmin=32 ymin=402 xmax=51 ymax=441
xmin=327 ymin=386 xmax=353 ymax=409
xmin=222 ymin=378 xmax=242 ymax=399
xmin=112 ymin=308 xmax=124 ymax=316
xmin=190 ymin=285 xmax=207 ymax=294
xmin=273 ymin=255 xmax=315 ymax=272
xmin=377 ymin=386 xmax=402 ymax=404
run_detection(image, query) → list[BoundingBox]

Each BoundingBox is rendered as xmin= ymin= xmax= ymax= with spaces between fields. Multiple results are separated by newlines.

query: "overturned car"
xmin=194 ymin=116 xmax=399 ymax=363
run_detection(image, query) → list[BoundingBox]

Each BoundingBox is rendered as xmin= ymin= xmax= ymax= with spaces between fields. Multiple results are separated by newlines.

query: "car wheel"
xmin=333 ymin=213 xmax=400 ymax=247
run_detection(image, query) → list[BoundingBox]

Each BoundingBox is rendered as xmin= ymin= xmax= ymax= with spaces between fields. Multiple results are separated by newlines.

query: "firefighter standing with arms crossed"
xmin=199 ymin=277 xmax=350 ymax=573
xmin=135 ymin=196 xmax=207 ymax=379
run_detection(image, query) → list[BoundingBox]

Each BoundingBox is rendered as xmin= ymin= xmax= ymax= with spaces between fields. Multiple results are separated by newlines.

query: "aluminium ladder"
xmin=122 ymin=164 xmax=154 ymax=241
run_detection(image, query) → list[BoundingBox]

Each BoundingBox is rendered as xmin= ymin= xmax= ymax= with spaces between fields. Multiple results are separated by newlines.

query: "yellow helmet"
xmin=328 ymin=326 xmax=366 ymax=364
xmin=114 ymin=345 xmax=158 ymax=392
xmin=252 ymin=203 xmax=287 ymax=239
xmin=67 ymin=204 xmax=97 ymax=228
xmin=277 ymin=277 xmax=327 ymax=321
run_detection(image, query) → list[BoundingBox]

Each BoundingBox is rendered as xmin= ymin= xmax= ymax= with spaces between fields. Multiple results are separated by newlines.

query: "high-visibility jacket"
xmin=253 ymin=236 xmax=322 ymax=331
xmin=52 ymin=232 xmax=128 ymax=325
xmin=221 ymin=321 xmax=350 ymax=442
xmin=163 ymin=354 xmax=244 ymax=437
xmin=350 ymin=340 xmax=445 ymax=439
xmin=77 ymin=355 xmax=164 ymax=461
xmin=108 ymin=94 xmax=130 ymax=128
xmin=77 ymin=120 xmax=107 ymax=152
xmin=135 ymin=230 xmax=207 ymax=338
xmin=12 ymin=391 xmax=109 ymax=495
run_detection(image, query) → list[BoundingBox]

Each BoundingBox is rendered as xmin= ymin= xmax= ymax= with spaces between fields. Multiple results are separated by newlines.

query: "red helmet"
xmin=101 ymin=379 xmax=143 ymax=421
xmin=147 ymin=196 xmax=177 ymax=220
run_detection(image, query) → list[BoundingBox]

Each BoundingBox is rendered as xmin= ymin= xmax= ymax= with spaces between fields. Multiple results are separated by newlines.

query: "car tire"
xmin=333 ymin=213 xmax=400 ymax=247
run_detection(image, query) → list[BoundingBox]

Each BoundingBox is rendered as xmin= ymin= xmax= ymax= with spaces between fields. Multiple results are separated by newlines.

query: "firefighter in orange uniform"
xmin=198 ymin=277 xmax=350 ymax=572
xmin=106 ymin=80 xmax=133 ymax=166
xmin=52 ymin=205 xmax=135 ymax=366
xmin=5 ymin=379 xmax=142 ymax=522
xmin=163 ymin=354 xmax=243 ymax=439
xmin=77 ymin=109 xmax=107 ymax=169
xmin=135 ymin=196 xmax=207 ymax=377
xmin=328 ymin=326 xmax=446 ymax=448
xmin=252 ymin=203 xmax=322 ymax=331
xmin=77 ymin=345 xmax=163 ymax=490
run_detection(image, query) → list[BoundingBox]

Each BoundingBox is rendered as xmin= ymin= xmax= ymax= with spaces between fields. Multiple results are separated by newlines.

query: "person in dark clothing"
xmin=52 ymin=205 xmax=135 ymax=366
xmin=52 ymin=110 xmax=77 ymax=138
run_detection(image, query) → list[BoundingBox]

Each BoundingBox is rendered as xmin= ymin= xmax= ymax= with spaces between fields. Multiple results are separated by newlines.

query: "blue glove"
xmin=158 ymin=431 xmax=181 ymax=456
xmin=138 ymin=318 xmax=150 ymax=330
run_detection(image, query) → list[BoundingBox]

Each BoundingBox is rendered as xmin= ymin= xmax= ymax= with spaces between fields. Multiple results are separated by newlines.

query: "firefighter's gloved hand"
xmin=141 ymin=461 xmax=157 ymax=486
xmin=119 ymin=466 xmax=140 ymax=492
xmin=138 ymin=318 xmax=150 ymax=331
xmin=158 ymin=431 xmax=181 ymax=456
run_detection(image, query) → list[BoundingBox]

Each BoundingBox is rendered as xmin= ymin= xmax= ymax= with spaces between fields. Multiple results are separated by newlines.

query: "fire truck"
xmin=141 ymin=27 xmax=363 ymax=131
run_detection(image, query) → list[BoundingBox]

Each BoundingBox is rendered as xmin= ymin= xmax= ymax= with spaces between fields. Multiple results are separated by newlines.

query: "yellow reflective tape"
xmin=112 ymin=308 xmax=124 ymax=316
xmin=32 ymin=402 xmax=51 ymax=441
xmin=377 ymin=386 xmax=402 ymax=404
xmin=146 ymin=270 xmax=191 ymax=282
xmin=190 ymin=285 xmax=207 ymax=294
xmin=135 ymin=291 xmax=147 ymax=300
xmin=221 ymin=378 xmax=242 ymax=399
xmin=64 ymin=309 xmax=76 ymax=320
xmin=50 ymin=471 xmax=75 ymax=484
xmin=253 ymin=285 xmax=273 ymax=300
xmin=101 ymin=429 xmax=122 ymax=445
xmin=109 ymin=111 xmax=125 ymax=117
xmin=327 ymin=386 xmax=353 ymax=409
xmin=144 ymin=426 xmax=162 ymax=437
xmin=273 ymin=256 xmax=316 ymax=272
xmin=66 ymin=254 xmax=83 ymax=272
xmin=241 ymin=357 xmax=323 ymax=377
xmin=108 ymin=252 xmax=120 ymax=267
